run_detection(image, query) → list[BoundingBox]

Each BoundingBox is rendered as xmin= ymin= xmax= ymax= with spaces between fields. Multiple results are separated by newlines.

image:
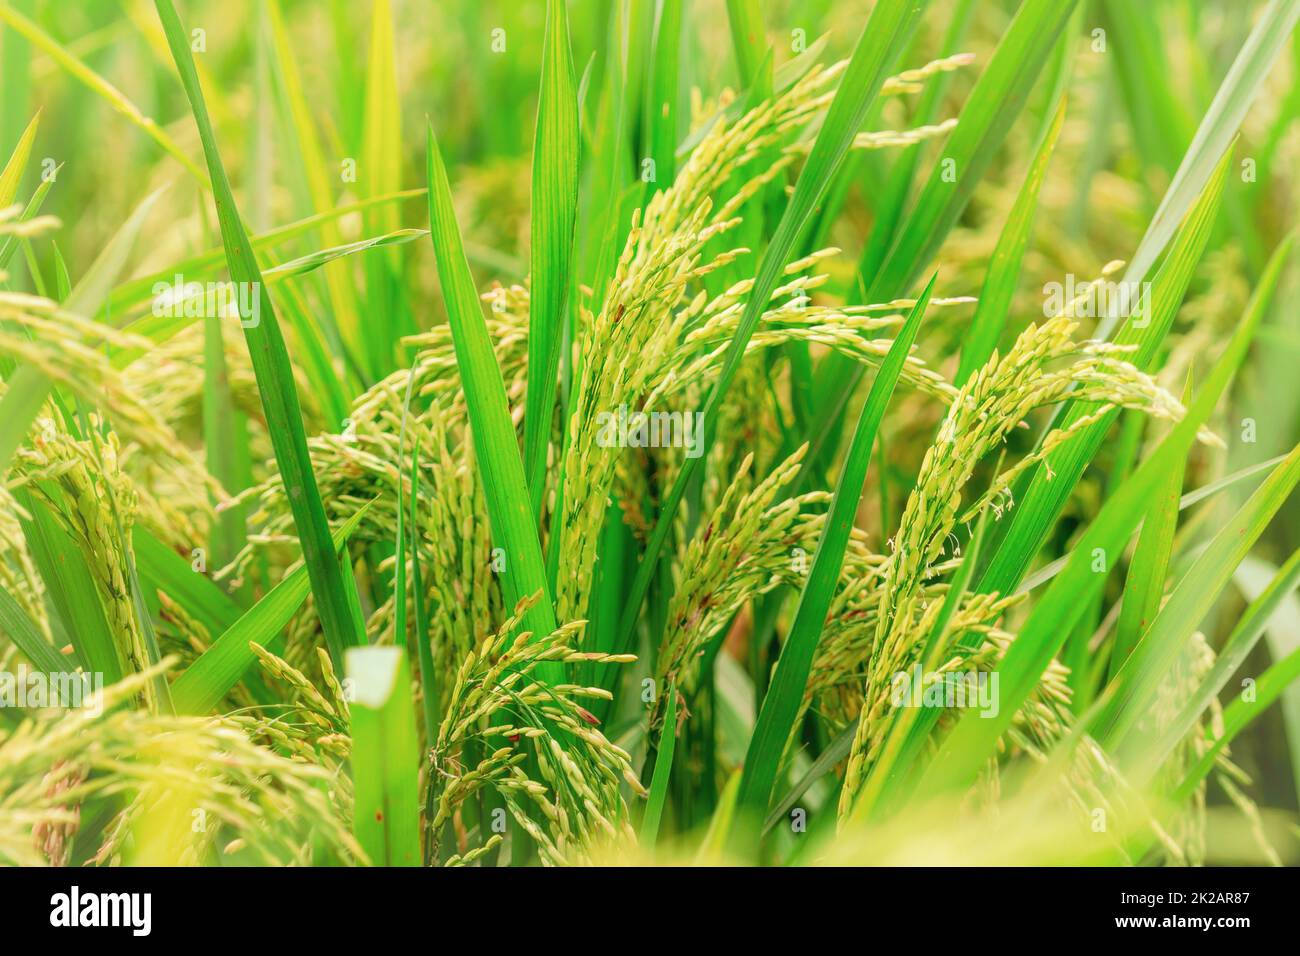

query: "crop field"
xmin=0 ymin=0 xmax=1298 ymax=870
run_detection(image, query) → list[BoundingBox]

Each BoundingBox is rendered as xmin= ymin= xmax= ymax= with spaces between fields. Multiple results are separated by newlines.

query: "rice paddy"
xmin=0 ymin=0 xmax=1298 ymax=868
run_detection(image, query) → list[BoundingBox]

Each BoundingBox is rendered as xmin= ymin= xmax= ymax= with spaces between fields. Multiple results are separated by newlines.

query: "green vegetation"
xmin=0 ymin=0 xmax=1298 ymax=866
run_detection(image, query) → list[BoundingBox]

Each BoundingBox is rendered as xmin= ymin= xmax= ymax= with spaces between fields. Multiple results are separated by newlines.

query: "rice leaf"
xmin=347 ymin=646 xmax=421 ymax=867
xmin=725 ymin=0 xmax=767 ymax=86
xmin=1093 ymin=442 xmax=1300 ymax=753
xmin=1133 ymin=549 xmax=1300 ymax=785
xmin=1173 ymin=642 xmax=1300 ymax=802
xmin=155 ymin=0 xmax=363 ymax=667
xmin=359 ymin=0 xmax=407 ymax=377
xmin=1096 ymin=0 xmax=1300 ymax=339
xmin=425 ymin=121 xmax=563 ymax=683
xmin=264 ymin=0 xmax=364 ymax=381
xmin=524 ymin=0 xmax=579 ymax=519
xmin=955 ymin=98 xmax=1066 ymax=386
xmin=170 ymin=506 xmax=370 ymax=715
xmin=135 ymin=527 xmax=241 ymax=638
xmin=0 ymin=109 xmax=38 ymax=209
xmin=0 ymin=580 xmax=74 ymax=675
xmin=1109 ymin=386 xmax=1189 ymax=680
xmin=639 ymin=683 xmax=677 ymax=848
xmin=1234 ymin=555 xmax=1300 ymax=802
xmin=15 ymin=488 xmax=123 ymax=685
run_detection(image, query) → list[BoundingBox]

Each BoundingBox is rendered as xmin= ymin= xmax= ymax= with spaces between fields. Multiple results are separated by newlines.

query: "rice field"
xmin=0 ymin=0 xmax=1298 ymax=869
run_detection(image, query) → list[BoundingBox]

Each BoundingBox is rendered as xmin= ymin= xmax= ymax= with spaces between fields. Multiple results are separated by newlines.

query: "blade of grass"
xmin=0 ymin=109 xmax=37 ymax=209
xmin=0 ymin=580 xmax=74 ymax=674
xmin=156 ymin=0 xmax=362 ymax=668
xmin=1016 ymin=453 xmax=1291 ymax=595
xmin=725 ymin=0 xmax=767 ymax=87
xmin=359 ymin=0 xmax=406 ymax=377
xmin=1173 ymin=642 xmax=1300 ymax=803
xmin=425 ymin=121 xmax=562 ymax=683
xmin=524 ymin=0 xmax=579 ymax=520
xmin=954 ymin=97 xmax=1066 ymax=385
xmin=1109 ymin=384 xmax=1189 ymax=680
xmin=1234 ymin=555 xmax=1300 ymax=803
xmin=639 ymin=683 xmax=677 ymax=848
xmin=171 ymin=506 xmax=369 ymax=715
xmin=347 ymin=646 xmax=421 ymax=866
xmin=15 ymin=488 xmax=123 ymax=684
xmin=643 ymin=0 xmax=685 ymax=193
xmin=264 ymin=0 xmax=365 ymax=382
xmin=1093 ymin=441 xmax=1300 ymax=752
xmin=1131 ymin=549 xmax=1300 ymax=784
xmin=106 ymin=189 xmax=426 ymax=311
xmin=134 ymin=526 xmax=241 ymax=638
xmin=737 ymin=276 xmax=934 ymax=822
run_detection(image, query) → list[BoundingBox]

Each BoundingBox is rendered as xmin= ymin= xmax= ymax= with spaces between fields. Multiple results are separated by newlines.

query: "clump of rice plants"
xmin=0 ymin=0 xmax=1298 ymax=869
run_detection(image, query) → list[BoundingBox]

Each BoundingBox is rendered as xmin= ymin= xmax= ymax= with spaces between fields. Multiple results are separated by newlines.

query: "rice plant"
xmin=0 ymin=0 xmax=1298 ymax=869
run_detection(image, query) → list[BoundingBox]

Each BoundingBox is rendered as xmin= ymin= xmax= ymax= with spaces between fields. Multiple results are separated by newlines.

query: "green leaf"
xmin=135 ymin=527 xmax=241 ymax=638
xmin=639 ymin=684 xmax=677 ymax=848
xmin=1110 ymin=388 xmax=1188 ymax=680
xmin=359 ymin=0 xmax=406 ymax=377
xmin=0 ymin=109 xmax=38 ymax=209
xmin=1173 ymin=642 xmax=1300 ymax=803
xmin=1131 ymin=549 xmax=1300 ymax=786
xmin=1093 ymin=442 xmax=1300 ymax=754
xmin=643 ymin=0 xmax=685 ymax=190
xmin=15 ymin=488 xmax=123 ymax=685
xmin=0 ymin=580 xmax=73 ymax=675
xmin=155 ymin=0 xmax=362 ymax=668
xmin=1234 ymin=555 xmax=1300 ymax=802
xmin=425 ymin=121 xmax=562 ymax=683
xmin=737 ymin=275 xmax=934 ymax=821
xmin=725 ymin=0 xmax=767 ymax=87
xmin=955 ymin=98 xmax=1066 ymax=386
xmin=348 ymin=646 xmax=421 ymax=866
xmin=171 ymin=506 xmax=369 ymax=715
xmin=263 ymin=0 xmax=365 ymax=379
xmin=524 ymin=0 xmax=579 ymax=520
